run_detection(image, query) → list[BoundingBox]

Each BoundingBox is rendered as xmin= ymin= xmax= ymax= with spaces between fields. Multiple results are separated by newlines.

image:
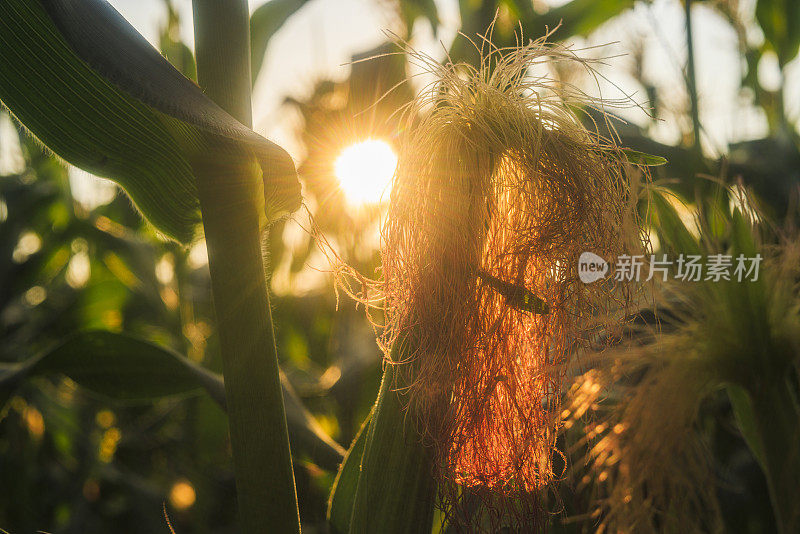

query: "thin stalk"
xmin=684 ymin=0 xmax=701 ymax=156
xmin=191 ymin=1 xmax=300 ymax=532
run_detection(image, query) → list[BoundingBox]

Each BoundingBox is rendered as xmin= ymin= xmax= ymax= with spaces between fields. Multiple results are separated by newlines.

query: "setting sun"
xmin=334 ymin=139 xmax=397 ymax=205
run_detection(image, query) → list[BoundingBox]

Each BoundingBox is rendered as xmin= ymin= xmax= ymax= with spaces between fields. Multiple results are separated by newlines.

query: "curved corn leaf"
xmin=621 ymin=148 xmax=668 ymax=167
xmin=594 ymin=146 xmax=667 ymax=167
xmin=730 ymin=380 xmax=800 ymax=532
xmin=649 ymin=189 xmax=701 ymax=256
xmin=504 ymin=0 xmax=536 ymax=21
xmin=282 ymin=371 xmax=346 ymax=471
xmin=453 ymin=0 xmax=635 ymax=63
xmin=522 ymin=0 xmax=635 ymax=38
xmin=0 ymin=0 xmax=301 ymax=243
xmin=477 ymin=269 xmax=550 ymax=314
xmin=327 ymin=410 xmax=371 ymax=534
xmin=728 ymin=384 xmax=767 ymax=470
xmin=0 ymin=330 xmax=344 ymax=470
xmin=756 ymin=0 xmax=800 ymax=67
xmin=400 ymin=0 xmax=440 ymax=36
xmin=250 ymin=0 xmax=310 ymax=84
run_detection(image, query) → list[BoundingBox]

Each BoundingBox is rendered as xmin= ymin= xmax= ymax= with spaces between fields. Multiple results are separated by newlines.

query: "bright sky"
xmin=3 ymin=1 xmax=799 ymax=205
xmin=105 ymin=0 xmax=798 ymax=160
xmin=109 ymin=0 xmax=411 ymax=156
xmin=1 ymin=0 xmax=793 ymax=168
xmin=1 ymin=0 xmax=797 ymax=294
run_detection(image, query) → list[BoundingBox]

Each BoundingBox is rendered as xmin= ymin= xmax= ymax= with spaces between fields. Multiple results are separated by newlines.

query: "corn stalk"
xmin=192 ymin=1 xmax=300 ymax=531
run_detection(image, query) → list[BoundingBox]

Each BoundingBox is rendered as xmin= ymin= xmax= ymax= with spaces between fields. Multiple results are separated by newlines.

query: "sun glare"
xmin=334 ymin=139 xmax=397 ymax=206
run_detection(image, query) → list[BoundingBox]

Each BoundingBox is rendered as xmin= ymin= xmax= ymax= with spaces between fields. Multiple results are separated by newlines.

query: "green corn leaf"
xmin=159 ymin=2 xmax=196 ymax=80
xmin=523 ymin=0 xmax=636 ymax=38
xmin=0 ymin=330 xmax=344 ymax=470
xmin=477 ymin=269 xmax=550 ymax=315
xmin=451 ymin=0 xmax=636 ymax=72
xmin=0 ymin=0 xmax=301 ymax=243
xmin=503 ymin=0 xmax=536 ymax=21
xmin=282 ymin=371 xmax=346 ymax=471
xmin=756 ymin=0 xmax=800 ymax=67
xmin=729 ymin=381 xmax=800 ymax=532
xmin=0 ymin=331 xmax=216 ymax=402
xmin=649 ymin=189 xmax=701 ymax=256
xmin=593 ymin=147 xmax=667 ymax=167
xmin=400 ymin=0 xmax=440 ymax=35
xmin=621 ymin=148 xmax=668 ymax=166
xmin=327 ymin=410 xmax=371 ymax=534
xmin=250 ymin=0 xmax=310 ymax=84
xmin=455 ymin=0 xmax=634 ymax=45
xmin=728 ymin=384 xmax=768 ymax=470
xmin=730 ymin=204 xmax=759 ymax=257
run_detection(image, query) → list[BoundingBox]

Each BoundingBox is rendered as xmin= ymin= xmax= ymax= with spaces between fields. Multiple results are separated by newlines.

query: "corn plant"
xmin=0 ymin=0 xmax=313 ymax=531
xmin=565 ymin=184 xmax=800 ymax=533
xmin=7 ymin=1 xmax=794 ymax=533
xmin=0 ymin=1 xmax=661 ymax=531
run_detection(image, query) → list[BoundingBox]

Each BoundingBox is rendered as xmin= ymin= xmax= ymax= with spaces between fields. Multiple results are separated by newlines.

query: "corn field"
xmin=0 ymin=0 xmax=798 ymax=533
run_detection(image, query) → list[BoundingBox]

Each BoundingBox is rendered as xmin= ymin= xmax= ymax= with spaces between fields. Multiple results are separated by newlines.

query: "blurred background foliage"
xmin=0 ymin=0 xmax=798 ymax=532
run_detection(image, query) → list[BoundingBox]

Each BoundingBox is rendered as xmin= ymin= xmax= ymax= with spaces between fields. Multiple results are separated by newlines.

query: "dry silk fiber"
xmin=379 ymin=36 xmax=647 ymax=530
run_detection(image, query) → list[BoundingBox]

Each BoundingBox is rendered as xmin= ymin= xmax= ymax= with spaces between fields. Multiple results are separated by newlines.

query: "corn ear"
xmin=328 ymin=410 xmax=371 ymax=533
xmin=347 ymin=339 xmax=436 ymax=533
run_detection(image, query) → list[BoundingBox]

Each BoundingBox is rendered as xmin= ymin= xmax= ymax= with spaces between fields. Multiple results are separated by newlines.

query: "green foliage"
xmin=718 ymin=0 xmax=800 ymax=132
xmin=647 ymin=183 xmax=800 ymax=533
xmin=0 ymin=330 xmax=222 ymax=404
xmin=648 ymin=189 xmax=701 ymax=256
xmin=250 ymin=0 xmax=310 ymax=84
xmin=0 ymin=0 xmax=300 ymax=242
xmin=327 ymin=410 xmax=370 ymax=534
xmin=1 ymin=0 xmax=799 ymax=531
xmin=0 ymin=328 xmax=344 ymax=470
xmin=756 ymin=0 xmax=800 ymax=66
xmin=727 ymin=384 xmax=768 ymax=470
xmin=0 ymin=1 xmax=338 ymax=527
xmin=525 ymin=0 xmax=635 ymax=38
xmin=399 ymin=0 xmax=440 ymax=36
xmin=619 ymin=148 xmax=667 ymax=167
xmin=0 ymin=113 xmax=350 ymax=530
xmin=452 ymin=0 xmax=635 ymax=62
xmin=160 ymin=0 xmax=197 ymax=80
xmin=502 ymin=0 xmax=535 ymax=21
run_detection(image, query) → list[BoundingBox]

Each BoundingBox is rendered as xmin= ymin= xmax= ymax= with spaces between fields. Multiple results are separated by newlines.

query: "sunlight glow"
xmin=334 ymin=139 xmax=397 ymax=205
xmin=169 ymin=479 xmax=197 ymax=510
